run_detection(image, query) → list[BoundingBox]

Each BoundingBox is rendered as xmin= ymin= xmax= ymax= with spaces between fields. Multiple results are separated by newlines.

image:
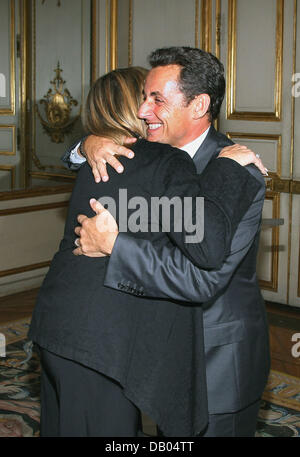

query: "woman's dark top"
xmin=28 ymin=139 xmax=260 ymax=436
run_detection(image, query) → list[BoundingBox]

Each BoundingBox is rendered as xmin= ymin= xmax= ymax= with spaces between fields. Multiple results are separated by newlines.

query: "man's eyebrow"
xmin=142 ymin=89 xmax=163 ymax=98
xmin=150 ymin=91 xmax=163 ymax=97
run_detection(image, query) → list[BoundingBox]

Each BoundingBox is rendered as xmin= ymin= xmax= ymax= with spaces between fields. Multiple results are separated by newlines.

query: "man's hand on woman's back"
xmin=82 ymin=135 xmax=137 ymax=183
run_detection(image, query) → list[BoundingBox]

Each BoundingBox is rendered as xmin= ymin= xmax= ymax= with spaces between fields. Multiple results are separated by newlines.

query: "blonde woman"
xmin=29 ymin=67 xmax=261 ymax=437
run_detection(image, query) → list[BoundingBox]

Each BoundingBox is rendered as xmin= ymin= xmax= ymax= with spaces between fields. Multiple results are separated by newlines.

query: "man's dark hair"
xmin=148 ymin=46 xmax=225 ymax=121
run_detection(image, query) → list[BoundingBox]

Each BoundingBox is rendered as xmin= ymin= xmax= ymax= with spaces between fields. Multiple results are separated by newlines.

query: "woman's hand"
xmin=82 ymin=135 xmax=137 ymax=183
xmin=218 ymin=144 xmax=268 ymax=176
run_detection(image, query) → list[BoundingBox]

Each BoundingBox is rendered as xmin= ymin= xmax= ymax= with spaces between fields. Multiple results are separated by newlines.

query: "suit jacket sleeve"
xmin=162 ymin=157 xmax=261 ymax=269
xmin=104 ymin=165 xmax=265 ymax=303
xmin=61 ymin=137 xmax=87 ymax=171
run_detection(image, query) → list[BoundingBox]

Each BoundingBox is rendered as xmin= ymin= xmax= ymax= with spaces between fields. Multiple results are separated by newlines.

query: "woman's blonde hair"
xmin=83 ymin=66 xmax=148 ymax=144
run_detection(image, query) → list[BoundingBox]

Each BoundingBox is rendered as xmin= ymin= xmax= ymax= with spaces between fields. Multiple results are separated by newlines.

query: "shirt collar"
xmin=180 ymin=126 xmax=211 ymax=158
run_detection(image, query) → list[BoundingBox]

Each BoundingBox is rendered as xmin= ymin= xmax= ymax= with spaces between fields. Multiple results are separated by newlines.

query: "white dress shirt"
xmin=180 ymin=126 xmax=210 ymax=158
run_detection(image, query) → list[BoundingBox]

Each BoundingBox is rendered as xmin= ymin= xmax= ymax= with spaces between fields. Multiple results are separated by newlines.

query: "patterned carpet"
xmin=256 ymin=371 xmax=300 ymax=437
xmin=0 ymin=318 xmax=300 ymax=437
xmin=0 ymin=319 xmax=40 ymax=437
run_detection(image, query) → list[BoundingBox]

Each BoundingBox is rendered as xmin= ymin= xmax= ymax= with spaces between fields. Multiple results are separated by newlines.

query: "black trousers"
xmin=39 ymin=348 xmax=141 ymax=437
xmin=157 ymin=400 xmax=261 ymax=437
xmin=199 ymin=400 xmax=261 ymax=437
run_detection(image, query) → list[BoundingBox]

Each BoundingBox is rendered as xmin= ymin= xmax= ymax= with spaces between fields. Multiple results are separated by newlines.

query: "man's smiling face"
xmin=138 ymin=65 xmax=197 ymax=148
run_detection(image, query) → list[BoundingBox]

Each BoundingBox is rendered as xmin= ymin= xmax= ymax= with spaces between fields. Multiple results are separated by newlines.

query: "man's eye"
xmin=155 ymin=98 xmax=163 ymax=104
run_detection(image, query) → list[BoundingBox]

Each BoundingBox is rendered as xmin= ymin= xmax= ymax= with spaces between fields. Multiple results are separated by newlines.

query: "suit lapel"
xmin=192 ymin=125 xmax=221 ymax=174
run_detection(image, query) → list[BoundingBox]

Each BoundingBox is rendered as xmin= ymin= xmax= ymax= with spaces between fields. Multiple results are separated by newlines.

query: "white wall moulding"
xmin=0 ymin=165 xmax=15 ymax=191
xmin=293 ymin=0 xmax=300 ymax=180
xmin=200 ymin=0 xmax=212 ymax=52
xmin=0 ymin=0 xmax=15 ymax=116
xmin=287 ymin=194 xmax=300 ymax=306
xmin=0 ymin=261 xmax=51 ymax=279
xmin=0 ymin=187 xmax=70 ymax=295
xmin=227 ymin=132 xmax=282 ymax=178
xmin=0 ymin=200 xmax=69 ymax=277
xmin=0 ymin=125 xmax=16 ymax=156
xmin=257 ymin=192 xmax=280 ymax=292
xmin=227 ymin=0 xmax=283 ymax=121
xmin=0 ymin=185 xmax=73 ymax=202
xmin=298 ymin=236 xmax=300 ymax=298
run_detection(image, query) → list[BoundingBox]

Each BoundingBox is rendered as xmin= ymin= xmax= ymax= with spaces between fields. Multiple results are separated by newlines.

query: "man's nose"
xmin=138 ymin=100 xmax=152 ymax=119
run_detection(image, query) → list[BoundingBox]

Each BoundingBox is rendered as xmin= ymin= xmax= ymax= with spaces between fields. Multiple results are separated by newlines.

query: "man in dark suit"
xmin=66 ymin=47 xmax=270 ymax=437
xmin=31 ymin=65 xmax=267 ymax=437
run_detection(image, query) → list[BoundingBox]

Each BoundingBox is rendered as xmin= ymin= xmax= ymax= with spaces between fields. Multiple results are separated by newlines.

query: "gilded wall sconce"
xmin=36 ymin=62 xmax=80 ymax=143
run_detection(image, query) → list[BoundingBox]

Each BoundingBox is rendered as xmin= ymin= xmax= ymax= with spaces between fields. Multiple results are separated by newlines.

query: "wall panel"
xmin=0 ymin=190 xmax=70 ymax=297
xmin=257 ymin=193 xmax=280 ymax=292
xmin=0 ymin=0 xmax=15 ymax=115
xmin=28 ymin=0 xmax=93 ymax=184
xmin=288 ymin=195 xmax=300 ymax=305
xmin=227 ymin=0 xmax=283 ymax=121
xmin=227 ymin=133 xmax=282 ymax=178
xmin=0 ymin=126 xmax=16 ymax=156
xmin=130 ymin=0 xmax=201 ymax=68
xmin=0 ymin=166 xmax=15 ymax=191
xmin=218 ymin=0 xmax=297 ymax=305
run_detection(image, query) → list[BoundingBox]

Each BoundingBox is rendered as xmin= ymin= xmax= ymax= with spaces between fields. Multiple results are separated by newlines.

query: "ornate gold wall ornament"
xmin=35 ymin=62 xmax=80 ymax=143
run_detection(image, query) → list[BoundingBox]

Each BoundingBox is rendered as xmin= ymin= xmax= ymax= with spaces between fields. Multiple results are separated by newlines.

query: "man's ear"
xmin=192 ymin=94 xmax=211 ymax=119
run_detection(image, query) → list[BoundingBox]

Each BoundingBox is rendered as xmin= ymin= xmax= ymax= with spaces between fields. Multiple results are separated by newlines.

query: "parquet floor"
xmin=0 ymin=289 xmax=38 ymax=325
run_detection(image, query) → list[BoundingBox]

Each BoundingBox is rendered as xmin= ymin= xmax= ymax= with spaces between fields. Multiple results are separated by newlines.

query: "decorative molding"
xmin=226 ymin=132 xmax=282 ymax=178
xmin=0 ymin=165 xmax=15 ymax=190
xmin=298 ymin=230 xmax=300 ymax=297
xmin=290 ymin=0 xmax=297 ymax=178
xmin=35 ymin=62 xmax=80 ymax=144
xmin=20 ymin=0 xmax=30 ymax=188
xmin=265 ymin=179 xmax=300 ymax=195
xmin=227 ymin=0 xmax=283 ymax=121
xmin=91 ymin=0 xmax=98 ymax=83
xmin=29 ymin=0 xmax=91 ymax=180
xmin=0 ymin=200 xmax=68 ymax=217
xmin=213 ymin=0 xmax=221 ymax=132
xmin=128 ymin=0 xmax=133 ymax=66
xmin=105 ymin=0 xmax=109 ymax=72
xmin=286 ymin=0 xmax=298 ymax=304
xmin=259 ymin=191 xmax=280 ymax=292
xmin=266 ymin=178 xmax=291 ymax=194
xmin=0 ymin=0 xmax=15 ymax=115
xmin=29 ymin=171 xmax=76 ymax=181
xmin=215 ymin=0 xmax=221 ymax=58
xmin=0 ymin=261 xmax=51 ymax=279
xmin=110 ymin=0 xmax=118 ymax=70
xmin=201 ymin=0 xmax=212 ymax=52
xmin=291 ymin=181 xmax=300 ymax=195
xmin=0 ymin=125 xmax=16 ymax=156
xmin=0 ymin=199 xmax=68 ymax=279
xmin=0 ymin=184 xmax=72 ymax=201
xmin=195 ymin=0 xmax=200 ymax=48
